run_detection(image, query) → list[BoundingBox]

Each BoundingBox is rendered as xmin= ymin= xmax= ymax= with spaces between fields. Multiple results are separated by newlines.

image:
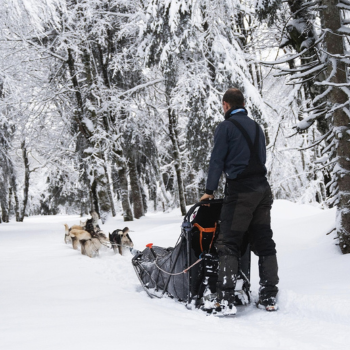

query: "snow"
xmin=1 ymin=200 xmax=350 ymax=350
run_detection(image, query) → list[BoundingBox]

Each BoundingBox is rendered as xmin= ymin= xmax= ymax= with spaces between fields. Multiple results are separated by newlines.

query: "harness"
xmin=193 ymin=222 xmax=217 ymax=253
xmin=226 ymin=118 xmax=266 ymax=180
xmin=110 ymin=241 xmax=134 ymax=250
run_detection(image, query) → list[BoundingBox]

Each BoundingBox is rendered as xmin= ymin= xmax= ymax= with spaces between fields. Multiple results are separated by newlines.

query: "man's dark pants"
xmin=215 ymin=176 xmax=279 ymax=304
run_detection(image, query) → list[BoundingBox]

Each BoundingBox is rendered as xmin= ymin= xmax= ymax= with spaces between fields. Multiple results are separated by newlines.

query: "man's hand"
xmin=200 ymin=193 xmax=214 ymax=201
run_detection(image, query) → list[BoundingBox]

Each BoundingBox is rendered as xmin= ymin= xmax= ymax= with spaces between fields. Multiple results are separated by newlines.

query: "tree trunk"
xmin=19 ymin=141 xmax=30 ymax=222
xmin=102 ymin=161 xmax=116 ymax=217
xmin=111 ymin=164 xmax=119 ymax=196
xmin=1 ymin=202 xmax=9 ymax=222
xmin=91 ymin=167 xmax=113 ymax=224
xmin=8 ymin=187 xmax=13 ymax=219
xmin=0 ymin=171 xmax=9 ymax=222
xmin=168 ymin=108 xmax=187 ymax=215
xmin=151 ymin=184 xmax=157 ymax=212
xmin=149 ymin=167 xmax=158 ymax=212
xmin=8 ymin=159 xmax=20 ymax=221
xmin=114 ymin=158 xmax=133 ymax=221
xmin=141 ymin=185 xmax=148 ymax=214
xmin=155 ymin=159 xmax=171 ymax=206
xmin=128 ymin=157 xmax=144 ymax=219
xmin=0 ymin=182 xmax=9 ymax=223
xmin=90 ymin=179 xmax=100 ymax=218
xmin=67 ymin=48 xmax=91 ymax=139
xmin=321 ymin=0 xmax=350 ymax=253
xmin=185 ymin=171 xmax=199 ymax=205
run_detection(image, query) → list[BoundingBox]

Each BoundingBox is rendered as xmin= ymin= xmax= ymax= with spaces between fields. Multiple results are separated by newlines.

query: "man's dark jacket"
xmin=205 ymin=109 xmax=267 ymax=194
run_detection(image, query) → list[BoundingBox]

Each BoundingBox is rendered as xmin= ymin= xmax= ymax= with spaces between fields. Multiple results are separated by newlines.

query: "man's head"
xmin=222 ymin=88 xmax=245 ymax=113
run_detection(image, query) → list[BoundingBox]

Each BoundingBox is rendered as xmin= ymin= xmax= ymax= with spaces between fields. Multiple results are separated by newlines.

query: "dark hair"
xmin=222 ymin=88 xmax=244 ymax=107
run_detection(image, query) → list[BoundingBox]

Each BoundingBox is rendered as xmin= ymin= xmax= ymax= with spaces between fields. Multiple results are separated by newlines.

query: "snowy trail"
xmin=1 ymin=201 xmax=350 ymax=350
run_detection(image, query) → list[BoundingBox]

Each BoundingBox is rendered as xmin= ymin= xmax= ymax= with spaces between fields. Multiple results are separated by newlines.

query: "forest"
xmin=1 ymin=0 xmax=350 ymax=254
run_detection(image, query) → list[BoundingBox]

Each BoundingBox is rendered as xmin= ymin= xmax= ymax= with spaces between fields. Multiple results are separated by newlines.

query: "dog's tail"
xmin=69 ymin=229 xmax=77 ymax=238
xmin=64 ymin=224 xmax=69 ymax=235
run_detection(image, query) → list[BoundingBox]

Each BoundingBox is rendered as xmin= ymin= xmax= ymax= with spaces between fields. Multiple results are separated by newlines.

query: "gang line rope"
xmin=154 ymin=257 xmax=203 ymax=276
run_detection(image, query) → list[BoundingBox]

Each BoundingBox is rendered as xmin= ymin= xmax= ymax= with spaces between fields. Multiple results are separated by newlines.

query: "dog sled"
xmin=132 ymin=199 xmax=251 ymax=311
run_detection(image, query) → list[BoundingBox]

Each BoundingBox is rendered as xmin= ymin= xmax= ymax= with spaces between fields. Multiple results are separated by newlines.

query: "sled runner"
xmin=132 ymin=199 xmax=251 ymax=311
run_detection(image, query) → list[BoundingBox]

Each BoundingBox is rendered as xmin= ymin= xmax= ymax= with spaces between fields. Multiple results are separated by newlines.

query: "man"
xmin=200 ymin=88 xmax=279 ymax=315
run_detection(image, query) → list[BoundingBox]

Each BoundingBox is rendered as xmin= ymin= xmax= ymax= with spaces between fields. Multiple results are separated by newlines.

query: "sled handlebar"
xmin=184 ymin=199 xmax=223 ymax=223
xmin=146 ymin=243 xmax=157 ymax=258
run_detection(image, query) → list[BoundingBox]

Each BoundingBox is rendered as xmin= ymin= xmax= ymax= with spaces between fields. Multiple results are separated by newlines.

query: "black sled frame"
xmin=132 ymin=199 xmax=251 ymax=309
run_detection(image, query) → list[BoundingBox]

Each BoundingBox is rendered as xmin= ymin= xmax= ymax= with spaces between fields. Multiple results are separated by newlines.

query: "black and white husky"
xmin=85 ymin=211 xmax=100 ymax=237
xmin=109 ymin=227 xmax=133 ymax=255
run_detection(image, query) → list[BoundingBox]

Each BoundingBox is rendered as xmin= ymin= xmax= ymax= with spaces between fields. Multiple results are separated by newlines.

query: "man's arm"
xmin=201 ymin=122 xmax=229 ymax=200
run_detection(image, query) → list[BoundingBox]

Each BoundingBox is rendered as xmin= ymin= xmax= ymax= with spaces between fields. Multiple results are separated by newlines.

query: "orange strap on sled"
xmin=193 ymin=223 xmax=217 ymax=253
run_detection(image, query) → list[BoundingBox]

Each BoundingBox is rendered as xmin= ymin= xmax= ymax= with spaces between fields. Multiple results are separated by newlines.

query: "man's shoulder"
xmin=216 ymin=112 xmax=256 ymax=133
xmin=215 ymin=119 xmax=236 ymax=135
xmin=216 ymin=119 xmax=232 ymax=129
xmin=225 ymin=114 xmax=252 ymax=127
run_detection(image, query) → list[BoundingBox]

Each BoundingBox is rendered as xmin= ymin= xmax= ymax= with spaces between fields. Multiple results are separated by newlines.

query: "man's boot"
xmin=213 ymin=254 xmax=238 ymax=316
xmin=257 ymin=254 xmax=279 ymax=311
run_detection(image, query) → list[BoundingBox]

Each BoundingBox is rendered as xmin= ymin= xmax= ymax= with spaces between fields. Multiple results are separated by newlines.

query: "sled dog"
xmin=69 ymin=219 xmax=87 ymax=232
xmin=68 ymin=228 xmax=92 ymax=250
xmin=85 ymin=211 xmax=100 ymax=236
xmin=64 ymin=211 xmax=99 ymax=249
xmin=64 ymin=224 xmax=86 ymax=248
xmin=81 ymin=231 xmax=110 ymax=258
xmin=80 ymin=237 xmax=101 ymax=258
xmin=64 ymin=211 xmax=105 ymax=256
xmin=109 ymin=227 xmax=134 ymax=255
xmin=64 ymin=224 xmax=72 ymax=244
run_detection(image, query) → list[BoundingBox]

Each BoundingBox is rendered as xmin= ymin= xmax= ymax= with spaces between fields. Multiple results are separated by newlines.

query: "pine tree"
xmin=257 ymin=0 xmax=350 ymax=253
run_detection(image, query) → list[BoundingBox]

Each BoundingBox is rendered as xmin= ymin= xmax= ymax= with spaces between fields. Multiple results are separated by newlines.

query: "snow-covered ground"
xmin=1 ymin=200 xmax=350 ymax=350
